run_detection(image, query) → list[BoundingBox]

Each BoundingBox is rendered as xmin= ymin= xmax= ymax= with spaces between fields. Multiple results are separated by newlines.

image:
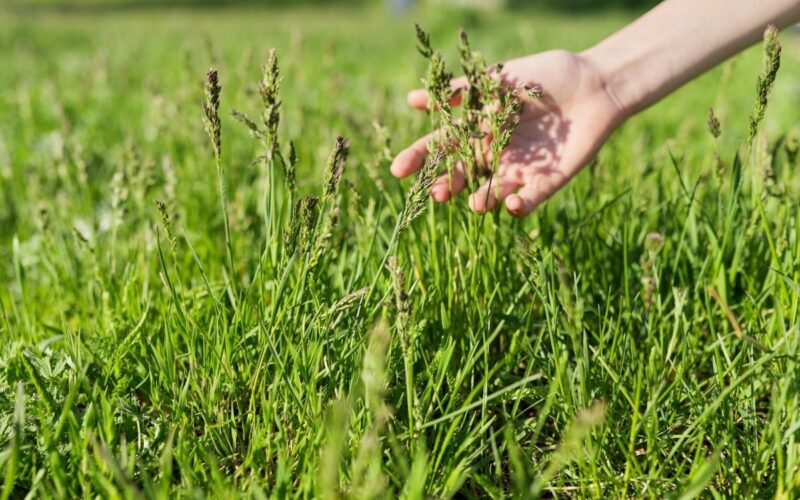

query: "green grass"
xmin=2 ymin=4 xmax=800 ymax=498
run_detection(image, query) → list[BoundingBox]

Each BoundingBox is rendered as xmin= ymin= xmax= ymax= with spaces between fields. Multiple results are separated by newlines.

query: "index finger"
xmin=390 ymin=129 xmax=444 ymax=178
xmin=407 ymin=76 xmax=468 ymax=111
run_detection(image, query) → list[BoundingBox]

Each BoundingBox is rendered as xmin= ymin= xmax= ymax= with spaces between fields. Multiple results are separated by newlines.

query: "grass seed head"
xmin=154 ymin=198 xmax=177 ymax=256
xmin=414 ymin=23 xmax=433 ymax=59
xmin=259 ymin=49 xmax=281 ymax=157
xmin=326 ymin=286 xmax=369 ymax=320
xmin=517 ymin=235 xmax=543 ymax=289
xmin=749 ymin=25 xmax=781 ymax=143
xmin=285 ymin=200 xmax=302 ymax=256
xmin=416 ymin=25 xmax=454 ymax=125
xmin=285 ymin=194 xmax=320 ymax=257
xmin=644 ymin=231 xmax=665 ymax=254
xmin=543 ymin=401 xmax=607 ymax=477
xmin=707 ymin=107 xmax=721 ymax=139
xmin=491 ymin=91 xmax=523 ymax=155
xmin=286 ymin=140 xmax=298 ymax=192
xmin=324 ymin=286 xmax=369 ymax=330
xmin=525 ymin=85 xmax=544 ymax=100
xmin=299 ymin=194 xmax=320 ymax=253
xmin=230 ymin=108 xmax=261 ymax=138
xmin=476 ymin=61 xmax=502 ymax=107
xmin=398 ymin=150 xmax=442 ymax=232
xmin=458 ymin=29 xmax=483 ymax=115
xmin=72 ymin=223 xmax=94 ymax=253
xmin=424 ymin=52 xmax=455 ymax=122
xmin=202 ymin=68 xmax=222 ymax=159
xmin=324 ymin=136 xmax=349 ymax=198
xmin=387 ymin=256 xmax=411 ymax=326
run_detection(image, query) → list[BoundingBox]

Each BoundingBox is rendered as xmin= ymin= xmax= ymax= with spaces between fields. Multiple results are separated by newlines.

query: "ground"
xmin=1 ymin=4 xmax=800 ymax=498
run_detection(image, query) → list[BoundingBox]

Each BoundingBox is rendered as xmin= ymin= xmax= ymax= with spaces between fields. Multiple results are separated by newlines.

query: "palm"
xmin=391 ymin=50 xmax=622 ymax=216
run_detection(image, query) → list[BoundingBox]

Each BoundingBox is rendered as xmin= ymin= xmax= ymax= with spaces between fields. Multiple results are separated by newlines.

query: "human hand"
xmin=390 ymin=49 xmax=626 ymax=216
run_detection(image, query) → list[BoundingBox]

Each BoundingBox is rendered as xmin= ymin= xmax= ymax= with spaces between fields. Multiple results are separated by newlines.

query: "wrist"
xmin=576 ymin=46 xmax=635 ymax=128
xmin=579 ymin=43 xmax=641 ymax=125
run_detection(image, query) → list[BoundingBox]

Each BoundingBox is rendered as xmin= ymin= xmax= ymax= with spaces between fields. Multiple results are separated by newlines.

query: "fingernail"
xmin=506 ymin=195 xmax=521 ymax=212
xmin=468 ymin=196 xmax=484 ymax=214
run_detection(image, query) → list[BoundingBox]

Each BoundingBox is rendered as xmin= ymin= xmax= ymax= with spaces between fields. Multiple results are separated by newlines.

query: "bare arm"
xmin=584 ymin=0 xmax=800 ymax=117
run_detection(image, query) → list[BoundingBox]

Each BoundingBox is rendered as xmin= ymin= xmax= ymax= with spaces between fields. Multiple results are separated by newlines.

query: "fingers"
xmin=431 ymin=162 xmax=467 ymax=203
xmin=505 ymin=181 xmax=557 ymax=217
xmin=390 ymin=131 xmax=438 ymax=178
xmin=468 ymin=178 xmax=520 ymax=214
xmin=394 ymin=75 xmax=470 ymax=179
xmin=407 ymin=76 xmax=468 ymax=111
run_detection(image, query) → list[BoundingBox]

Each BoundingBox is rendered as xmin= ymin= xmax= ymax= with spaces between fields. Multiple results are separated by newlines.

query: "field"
xmin=2 ymin=3 xmax=800 ymax=498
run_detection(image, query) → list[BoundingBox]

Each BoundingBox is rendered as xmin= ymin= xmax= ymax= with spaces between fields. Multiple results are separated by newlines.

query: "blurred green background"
xmin=5 ymin=0 xmax=660 ymax=11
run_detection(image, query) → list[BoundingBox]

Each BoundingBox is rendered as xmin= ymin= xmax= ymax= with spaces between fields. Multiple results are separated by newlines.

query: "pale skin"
xmin=391 ymin=0 xmax=800 ymax=217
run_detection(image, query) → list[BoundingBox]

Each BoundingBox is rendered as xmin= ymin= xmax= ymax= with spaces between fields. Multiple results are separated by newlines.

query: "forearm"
xmin=582 ymin=0 xmax=800 ymax=118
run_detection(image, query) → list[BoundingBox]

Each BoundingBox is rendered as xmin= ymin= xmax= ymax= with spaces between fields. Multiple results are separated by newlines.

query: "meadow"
xmin=1 ymin=4 xmax=800 ymax=498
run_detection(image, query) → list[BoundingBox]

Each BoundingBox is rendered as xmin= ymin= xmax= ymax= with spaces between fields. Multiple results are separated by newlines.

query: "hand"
xmin=390 ymin=50 xmax=626 ymax=217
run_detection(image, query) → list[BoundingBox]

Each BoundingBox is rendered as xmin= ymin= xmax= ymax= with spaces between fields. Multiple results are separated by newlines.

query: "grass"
xmin=2 ymin=4 xmax=800 ymax=498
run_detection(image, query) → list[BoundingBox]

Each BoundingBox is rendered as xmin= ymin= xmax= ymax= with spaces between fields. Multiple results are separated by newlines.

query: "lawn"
xmin=1 ymin=3 xmax=800 ymax=498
